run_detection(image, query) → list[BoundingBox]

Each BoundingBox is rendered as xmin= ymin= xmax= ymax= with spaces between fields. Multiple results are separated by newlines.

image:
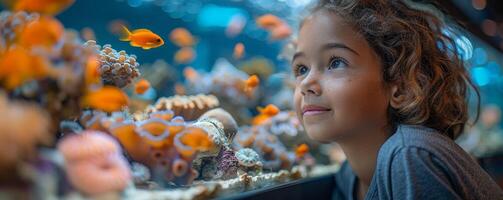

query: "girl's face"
xmin=293 ymin=11 xmax=391 ymax=142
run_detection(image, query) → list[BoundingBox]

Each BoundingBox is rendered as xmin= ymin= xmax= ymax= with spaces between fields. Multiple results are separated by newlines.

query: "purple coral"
xmin=216 ymin=148 xmax=239 ymax=179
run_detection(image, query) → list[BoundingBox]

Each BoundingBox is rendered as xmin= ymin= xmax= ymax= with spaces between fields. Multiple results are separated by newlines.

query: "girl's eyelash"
xmin=329 ymin=56 xmax=348 ymax=67
xmin=293 ymin=64 xmax=307 ymax=77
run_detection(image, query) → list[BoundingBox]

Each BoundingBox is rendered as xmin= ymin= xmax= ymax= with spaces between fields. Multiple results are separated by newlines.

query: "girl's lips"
xmin=302 ymin=105 xmax=331 ymax=116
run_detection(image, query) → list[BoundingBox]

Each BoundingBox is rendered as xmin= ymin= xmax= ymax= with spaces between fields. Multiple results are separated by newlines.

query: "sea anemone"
xmin=57 ymin=130 xmax=131 ymax=195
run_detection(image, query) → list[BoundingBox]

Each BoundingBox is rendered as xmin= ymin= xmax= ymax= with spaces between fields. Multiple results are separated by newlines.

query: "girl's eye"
xmin=294 ymin=64 xmax=309 ymax=77
xmin=328 ymin=57 xmax=348 ymax=70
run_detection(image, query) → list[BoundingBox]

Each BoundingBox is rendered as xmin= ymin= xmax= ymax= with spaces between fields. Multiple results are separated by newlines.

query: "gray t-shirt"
xmin=332 ymin=125 xmax=503 ymax=200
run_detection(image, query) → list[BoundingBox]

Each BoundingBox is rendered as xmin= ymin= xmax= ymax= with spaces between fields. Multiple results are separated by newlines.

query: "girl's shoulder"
xmin=368 ymin=124 xmax=503 ymax=199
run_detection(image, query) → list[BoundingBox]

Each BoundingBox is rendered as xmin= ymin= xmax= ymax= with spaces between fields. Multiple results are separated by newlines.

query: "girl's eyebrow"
xmin=292 ymin=52 xmax=305 ymax=64
xmin=322 ymin=42 xmax=360 ymax=56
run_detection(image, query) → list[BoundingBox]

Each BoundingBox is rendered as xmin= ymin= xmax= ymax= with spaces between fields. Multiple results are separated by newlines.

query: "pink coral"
xmin=57 ymin=130 xmax=131 ymax=195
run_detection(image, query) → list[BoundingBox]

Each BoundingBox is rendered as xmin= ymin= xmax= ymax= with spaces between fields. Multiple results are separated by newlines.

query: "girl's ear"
xmin=389 ymin=84 xmax=406 ymax=109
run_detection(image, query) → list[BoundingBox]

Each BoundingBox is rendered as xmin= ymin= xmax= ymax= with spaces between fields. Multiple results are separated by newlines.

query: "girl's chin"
xmin=304 ymin=125 xmax=348 ymax=143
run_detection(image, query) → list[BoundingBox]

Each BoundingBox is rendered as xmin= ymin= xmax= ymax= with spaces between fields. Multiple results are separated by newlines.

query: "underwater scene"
xmin=0 ymin=0 xmax=503 ymax=199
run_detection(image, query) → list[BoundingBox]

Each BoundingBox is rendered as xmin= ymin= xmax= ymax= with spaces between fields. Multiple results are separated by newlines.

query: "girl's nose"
xmin=300 ymin=69 xmax=322 ymax=96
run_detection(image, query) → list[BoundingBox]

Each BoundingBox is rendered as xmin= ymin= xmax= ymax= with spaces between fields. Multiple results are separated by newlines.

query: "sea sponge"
xmin=57 ymin=130 xmax=131 ymax=195
xmin=84 ymin=40 xmax=140 ymax=88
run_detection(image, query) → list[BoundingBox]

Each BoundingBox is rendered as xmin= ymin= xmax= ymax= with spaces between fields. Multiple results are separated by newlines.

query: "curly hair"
xmin=310 ymin=0 xmax=480 ymax=139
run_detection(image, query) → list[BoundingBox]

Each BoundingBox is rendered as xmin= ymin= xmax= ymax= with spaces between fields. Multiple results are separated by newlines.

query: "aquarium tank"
xmin=0 ymin=0 xmax=502 ymax=199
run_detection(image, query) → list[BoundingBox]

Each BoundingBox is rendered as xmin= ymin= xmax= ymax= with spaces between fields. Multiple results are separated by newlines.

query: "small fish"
xmin=233 ymin=42 xmax=245 ymax=59
xmin=169 ymin=28 xmax=196 ymax=47
xmin=183 ymin=67 xmax=199 ymax=82
xmin=270 ymin=23 xmax=292 ymax=40
xmin=81 ymin=27 xmax=96 ymax=41
xmin=5 ymin=0 xmax=75 ymax=15
xmin=134 ymin=79 xmax=150 ymax=95
xmin=256 ymin=14 xmax=283 ymax=30
xmin=295 ymin=143 xmax=309 ymax=158
xmin=256 ymin=14 xmax=291 ymax=41
xmin=252 ymin=104 xmax=280 ymax=125
xmin=174 ymin=47 xmax=195 ymax=64
xmin=120 ymin=26 xmax=164 ymax=50
xmin=258 ymin=104 xmax=280 ymax=116
xmin=18 ymin=16 xmax=64 ymax=50
xmin=82 ymin=86 xmax=129 ymax=113
xmin=175 ymin=83 xmax=186 ymax=95
xmin=244 ymin=75 xmax=259 ymax=92
xmin=0 ymin=47 xmax=52 ymax=90
xmin=226 ymin=14 xmax=246 ymax=38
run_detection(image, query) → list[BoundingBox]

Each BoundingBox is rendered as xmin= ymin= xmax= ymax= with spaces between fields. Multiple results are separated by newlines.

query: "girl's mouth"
xmin=302 ymin=105 xmax=331 ymax=116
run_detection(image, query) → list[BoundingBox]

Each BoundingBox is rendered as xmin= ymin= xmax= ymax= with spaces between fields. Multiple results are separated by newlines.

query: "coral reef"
xmin=57 ymin=130 xmax=131 ymax=196
xmin=80 ymin=109 xmax=215 ymax=186
xmin=144 ymin=94 xmax=219 ymax=121
xmin=0 ymin=93 xmax=52 ymax=182
xmin=0 ymin=11 xmax=39 ymax=52
xmin=84 ymin=40 xmax=140 ymax=88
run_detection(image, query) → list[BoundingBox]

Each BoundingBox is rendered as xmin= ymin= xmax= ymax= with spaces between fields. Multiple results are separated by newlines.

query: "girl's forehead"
xmin=297 ymin=11 xmax=365 ymax=55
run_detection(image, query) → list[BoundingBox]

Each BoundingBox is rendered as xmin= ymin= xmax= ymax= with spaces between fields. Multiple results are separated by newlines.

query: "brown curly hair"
xmin=310 ymin=0 xmax=480 ymax=139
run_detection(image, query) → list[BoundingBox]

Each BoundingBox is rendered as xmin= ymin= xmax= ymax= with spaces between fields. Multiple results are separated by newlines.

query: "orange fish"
xmin=81 ymin=27 xmax=96 ymax=41
xmin=252 ymin=104 xmax=280 ymax=125
xmin=233 ymin=42 xmax=245 ymax=59
xmin=3 ymin=0 xmax=75 ymax=15
xmin=0 ymin=47 xmax=52 ymax=90
xmin=295 ymin=143 xmax=309 ymax=158
xmin=244 ymin=75 xmax=259 ymax=92
xmin=174 ymin=47 xmax=195 ymax=64
xmin=134 ymin=79 xmax=150 ymax=95
xmin=169 ymin=28 xmax=196 ymax=47
xmin=256 ymin=14 xmax=283 ymax=30
xmin=18 ymin=16 xmax=64 ymax=50
xmin=183 ymin=67 xmax=199 ymax=82
xmin=120 ymin=26 xmax=164 ymax=50
xmin=82 ymin=86 xmax=129 ymax=113
xmin=258 ymin=104 xmax=280 ymax=116
xmin=225 ymin=14 xmax=246 ymax=38
xmin=175 ymin=83 xmax=186 ymax=95
xmin=271 ymin=24 xmax=292 ymax=40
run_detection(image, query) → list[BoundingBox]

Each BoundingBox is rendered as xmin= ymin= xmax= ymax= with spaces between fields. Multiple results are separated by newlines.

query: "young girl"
xmin=293 ymin=0 xmax=503 ymax=199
